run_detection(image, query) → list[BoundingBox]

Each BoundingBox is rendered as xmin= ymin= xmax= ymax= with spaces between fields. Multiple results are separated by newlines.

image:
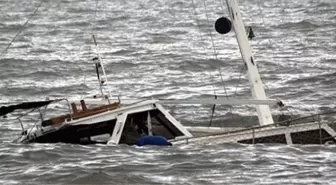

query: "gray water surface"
xmin=0 ymin=0 xmax=336 ymax=184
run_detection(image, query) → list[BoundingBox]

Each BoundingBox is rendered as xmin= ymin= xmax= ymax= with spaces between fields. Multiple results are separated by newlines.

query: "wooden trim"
xmin=50 ymin=101 xmax=120 ymax=125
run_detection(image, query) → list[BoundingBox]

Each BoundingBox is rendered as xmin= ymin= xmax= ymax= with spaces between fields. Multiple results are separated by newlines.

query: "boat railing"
xmin=222 ymin=111 xmax=336 ymax=135
xmin=274 ymin=111 xmax=336 ymax=127
xmin=17 ymin=99 xmax=71 ymax=135
xmin=174 ymin=111 xmax=336 ymax=143
xmin=16 ymin=98 xmax=122 ymax=134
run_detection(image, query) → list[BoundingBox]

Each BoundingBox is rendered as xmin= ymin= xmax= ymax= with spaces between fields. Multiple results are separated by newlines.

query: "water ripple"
xmin=1 ymin=0 xmax=336 ymax=184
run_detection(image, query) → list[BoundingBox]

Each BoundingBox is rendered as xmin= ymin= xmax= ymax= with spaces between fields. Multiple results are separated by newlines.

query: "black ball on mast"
xmin=215 ymin=17 xmax=232 ymax=34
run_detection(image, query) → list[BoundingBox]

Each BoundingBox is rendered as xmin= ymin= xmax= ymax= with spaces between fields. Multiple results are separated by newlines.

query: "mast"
xmin=225 ymin=0 xmax=274 ymax=126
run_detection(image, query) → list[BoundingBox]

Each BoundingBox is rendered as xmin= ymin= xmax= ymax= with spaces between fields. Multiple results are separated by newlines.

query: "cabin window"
xmin=119 ymin=109 xmax=184 ymax=145
xmin=36 ymin=119 xmax=116 ymax=144
xmin=75 ymin=119 xmax=116 ymax=137
xmin=238 ymin=134 xmax=287 ymax=144
xmin=290 ymin=129 xmax=335 ymax=144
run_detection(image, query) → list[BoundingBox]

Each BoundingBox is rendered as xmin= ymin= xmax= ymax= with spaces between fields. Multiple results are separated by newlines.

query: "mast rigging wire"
xmin=0 ymin=0 xmax=46 ymax=59
xmin=192 ymin=0 xmax=236 ymax=126
xmin=191 ymin=0 xmax=219 ymax=127
xmin=191 ymin=0 xmax=217 ymax=97
xmin=201 ymin=0 xmax=229 ymax=99
xmin=91 ymin=0 xmax=99 ymax=35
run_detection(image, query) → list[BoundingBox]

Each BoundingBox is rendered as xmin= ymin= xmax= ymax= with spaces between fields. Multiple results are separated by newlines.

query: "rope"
xmin=0 ymin=0 xmax=46 ymax=59
xmin=91 ymin=0 xmax=99 ymax=35
xmin=191 ymin=0 xmax=217 ymax=96
xmin=202 ymin=0 xmax=229 ymax=99
xmin=191 ymin=0 xmax=222 ymax=127
xmin=219 ymin=0 xmax=245 ymax=98
xmin=192 ymin=0 xmax=237 ymax=126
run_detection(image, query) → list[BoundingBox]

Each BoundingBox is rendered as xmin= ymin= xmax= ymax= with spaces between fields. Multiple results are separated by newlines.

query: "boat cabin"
xmin=18 ymin=100 xmax=192 ymax=145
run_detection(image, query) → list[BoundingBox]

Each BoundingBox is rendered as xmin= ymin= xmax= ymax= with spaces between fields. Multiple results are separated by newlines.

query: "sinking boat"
xmin=6 ymin=99 xmax=192 ymax=145
xmin=1 ymin=0 xmax=335 ymax=146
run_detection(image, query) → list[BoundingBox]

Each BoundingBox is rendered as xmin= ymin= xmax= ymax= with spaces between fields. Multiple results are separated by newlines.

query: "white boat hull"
xmin=177 ymin=121 xmax=336 ymax=145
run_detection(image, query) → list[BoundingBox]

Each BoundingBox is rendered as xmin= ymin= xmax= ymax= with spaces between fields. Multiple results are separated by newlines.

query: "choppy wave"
xmin=0 ymin=142 xmax=336 ymax=184
xmin=276 ymin=20 xmax=319 ymax=30
xmin=0 ymin=0 xmax=336 ymax=184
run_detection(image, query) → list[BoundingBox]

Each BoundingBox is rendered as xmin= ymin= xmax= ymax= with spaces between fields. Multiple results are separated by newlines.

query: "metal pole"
xmin=38 ymin=109 xmax=44 ymax=121
xmin=92 ymin=34 xmax=112 ymax=103
xmin=147 ymin=111 xmax=153 ymax=136
xmin=18 ymin=118 xmax=24 ymax=133
xmin=252 ymin=128 xmax=255 ymax=144
xmin=318 ymin=114 xmax=322 ymax=144
xmin=225 ymin=0 xmax=274 ymax=126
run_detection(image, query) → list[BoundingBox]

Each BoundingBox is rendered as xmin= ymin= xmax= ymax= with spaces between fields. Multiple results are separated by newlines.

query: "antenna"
xmin=92 ymin=34 xmax=112 ymax=103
